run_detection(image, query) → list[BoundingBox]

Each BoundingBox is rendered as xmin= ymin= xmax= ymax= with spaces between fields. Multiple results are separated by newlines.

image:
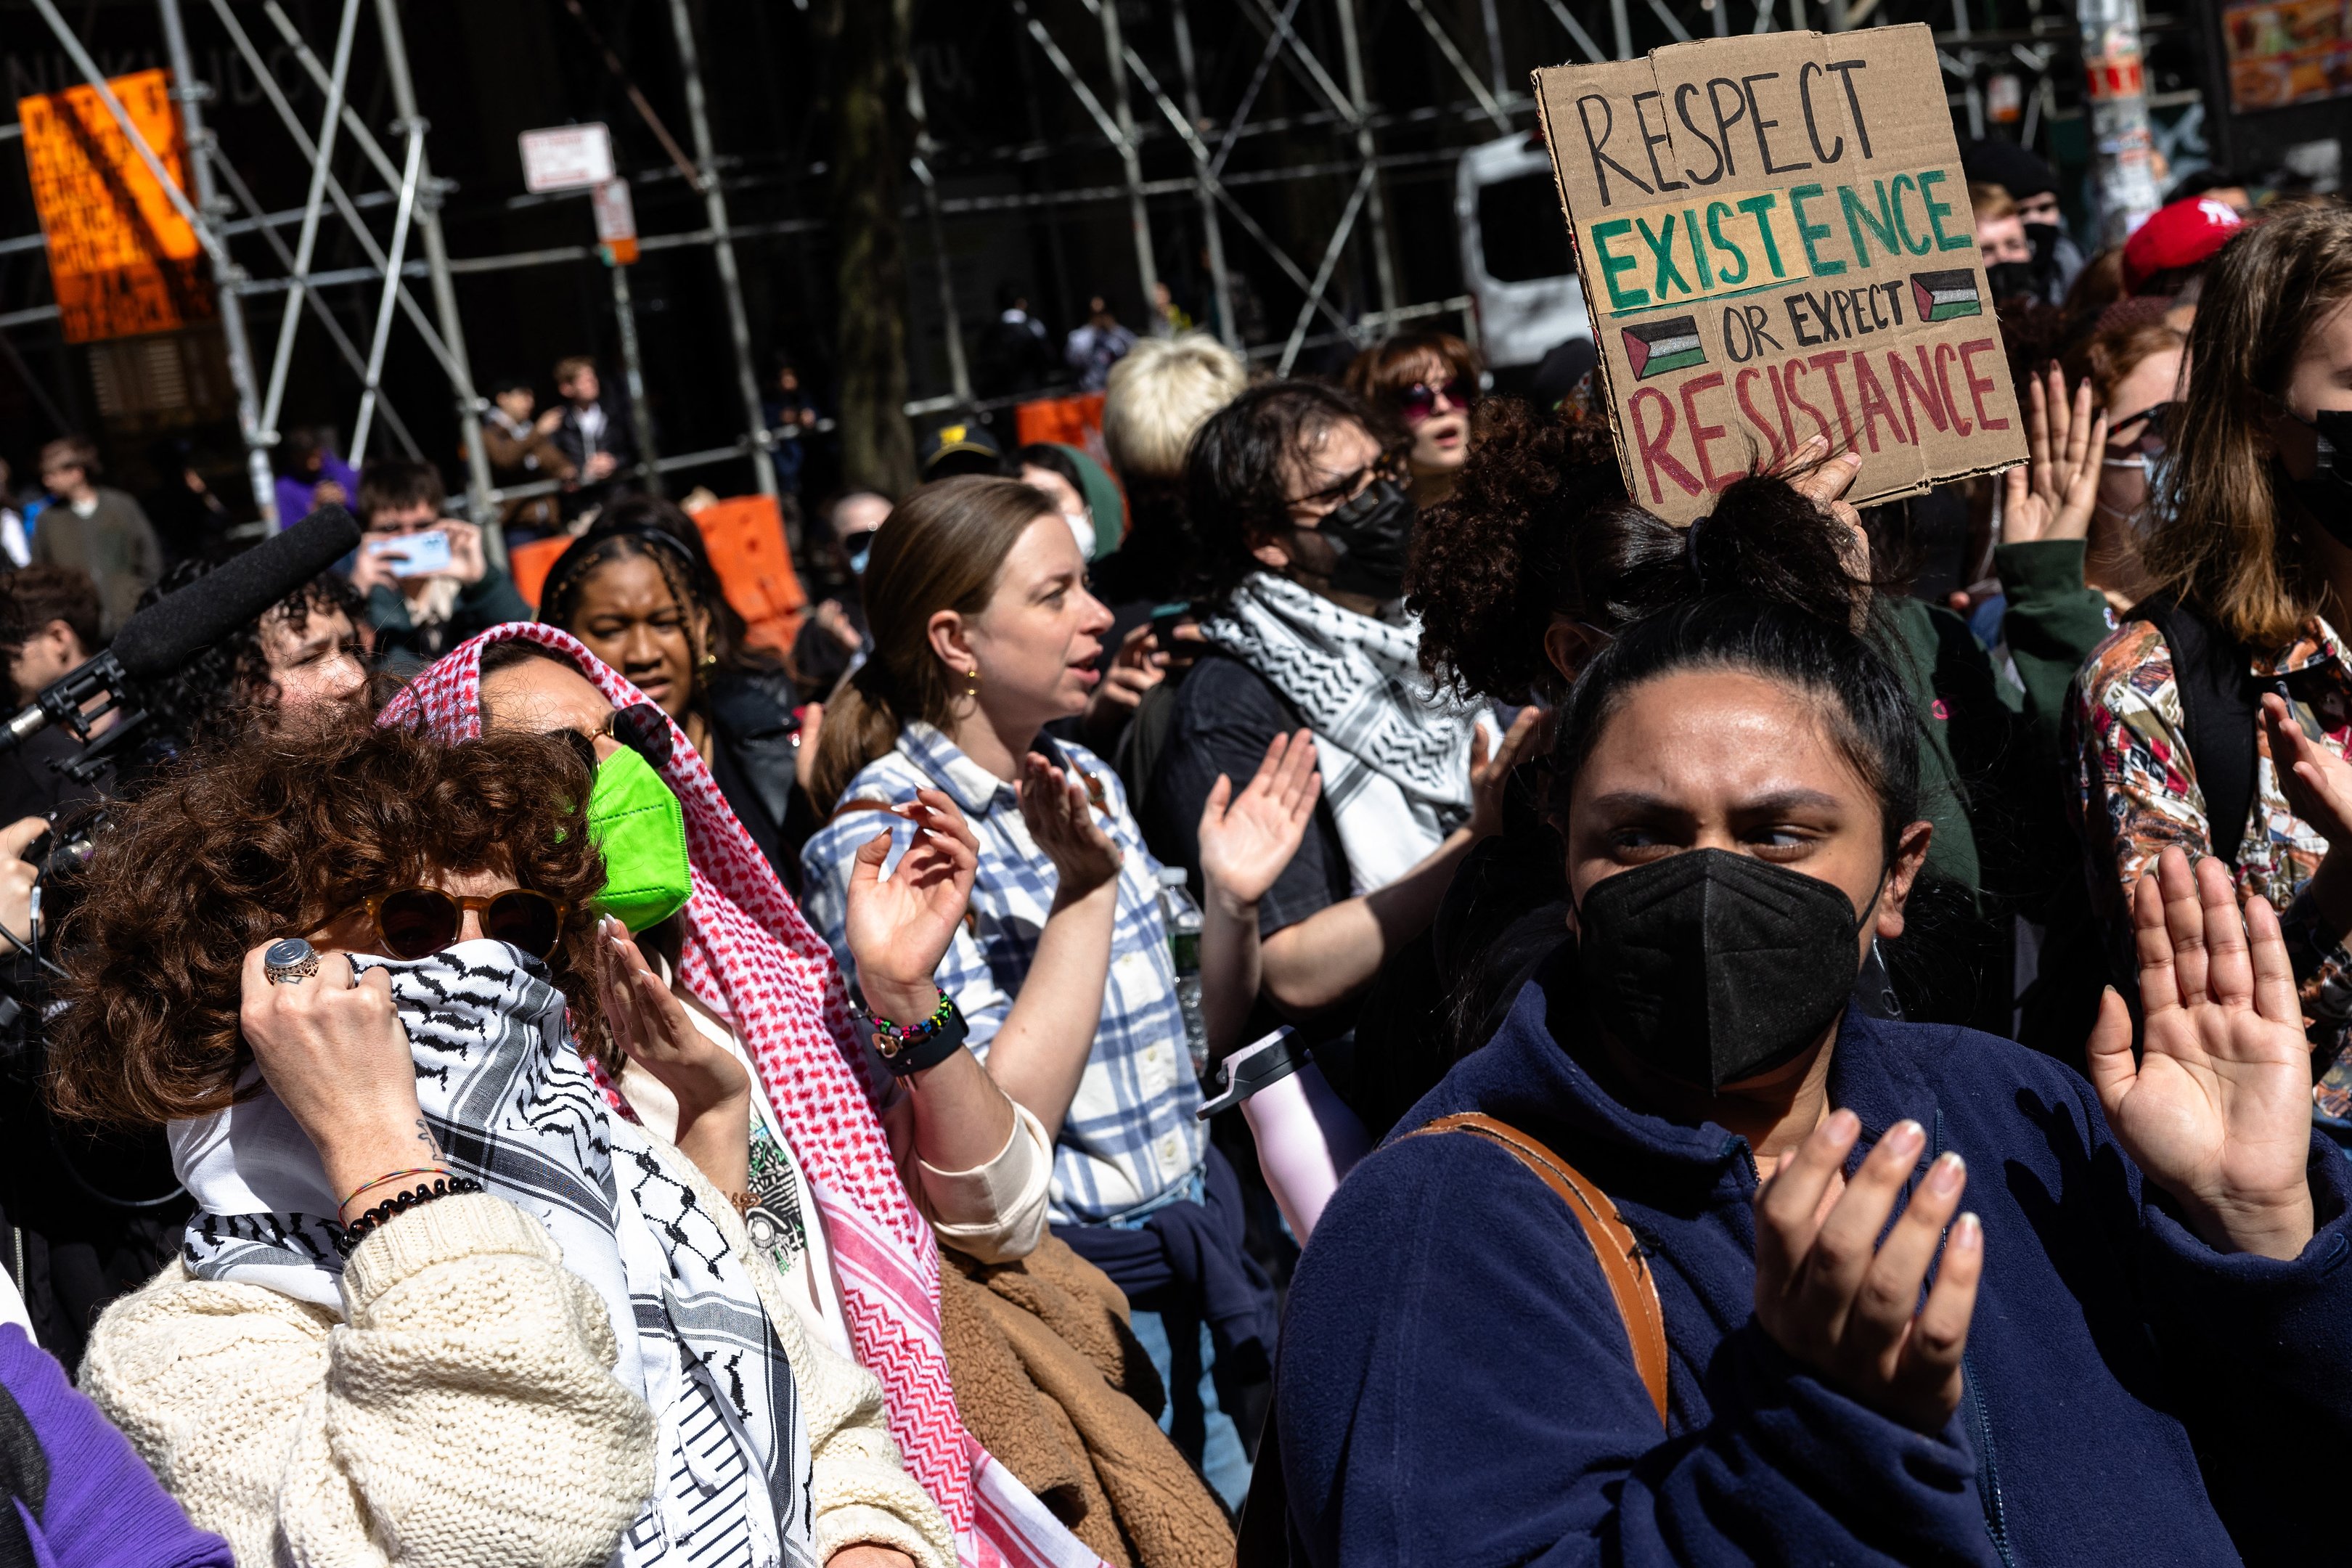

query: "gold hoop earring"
xmin=966 ymin=666 xmax=981 ymax=696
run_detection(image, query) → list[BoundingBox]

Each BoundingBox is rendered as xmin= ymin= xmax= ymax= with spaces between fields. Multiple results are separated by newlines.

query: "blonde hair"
xmin=808 ymin=476 xmax=1056 ymax=813
xmin=1101 ymin=333 xmax=1248 ymax=481
xmin=1969 ymin=182 xmax=2016 ymax=224
xmin=2144 ymin=203 xmax=2352 ymax=649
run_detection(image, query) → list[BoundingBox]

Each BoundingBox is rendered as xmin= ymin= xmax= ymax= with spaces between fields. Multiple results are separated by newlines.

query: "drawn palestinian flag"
xmin=1911 ymin=269 xmax=1984 ymax=322
xmin=1622 ymin=317 xmax=1705 ymax=379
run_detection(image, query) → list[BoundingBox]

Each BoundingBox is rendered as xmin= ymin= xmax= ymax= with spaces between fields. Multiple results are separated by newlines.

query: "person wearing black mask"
xmin=1140 ymin=380 xmax=1537 ymax=1044
xmin=1272 ymin=571 xmax=2352 ymax=1566
xmin=1964 ymin=137 xmax=2084 ymax=306
xmin=1972 ymin=181 xmax=2039 ymax=306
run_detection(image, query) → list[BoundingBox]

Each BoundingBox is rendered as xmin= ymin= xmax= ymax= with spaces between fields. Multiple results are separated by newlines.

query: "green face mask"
xmin=586 ymin=744 xmax=692 ymax=932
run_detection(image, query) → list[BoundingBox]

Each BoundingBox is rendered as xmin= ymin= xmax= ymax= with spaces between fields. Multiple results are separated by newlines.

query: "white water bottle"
xmin=1156 ymin=865 xmax=1210 ymax=1077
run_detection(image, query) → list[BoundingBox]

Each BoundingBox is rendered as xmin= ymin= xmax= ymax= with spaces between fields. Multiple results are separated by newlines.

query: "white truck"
xmin=1455 ymin=131 xmax=1591 ymax=374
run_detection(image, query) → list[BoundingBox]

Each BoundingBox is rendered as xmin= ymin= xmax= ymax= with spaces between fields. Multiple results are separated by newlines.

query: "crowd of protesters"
xmin=0 ymin=149 xmax=2346 ymax=1568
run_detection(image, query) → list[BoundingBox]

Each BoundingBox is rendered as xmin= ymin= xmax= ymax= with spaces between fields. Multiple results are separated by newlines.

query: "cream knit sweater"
xmin=82 ymin=1143 xmax=955 ymax=1568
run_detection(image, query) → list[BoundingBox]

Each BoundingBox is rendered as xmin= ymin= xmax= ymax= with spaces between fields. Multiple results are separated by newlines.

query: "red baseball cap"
xmin=2123 ymin=197 xmax=2245 ymax=293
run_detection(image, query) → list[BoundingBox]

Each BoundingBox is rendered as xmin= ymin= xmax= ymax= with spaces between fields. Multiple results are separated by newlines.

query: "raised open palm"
xmin=1198 ymin=728 xmax=1321 ymax=907
xmin=844 ymin=788 xmax=980 ymax=999
xmin=2001 ymin=364 xmax=2106 ymax=546
xmin=2260 ymin=691 xmax=2352 ymax=848
xmin=2085 ymin=846 xmax=2316 ymax=1259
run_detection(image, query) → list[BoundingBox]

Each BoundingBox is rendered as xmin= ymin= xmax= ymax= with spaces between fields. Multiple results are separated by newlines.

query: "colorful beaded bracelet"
xmin=333 ymin=1174 xmax=483 ymax=1257
xmin=864 ymin=992 xmax=969 ymax=1078
xmin=868 ymin=991 xmax=955 ymax=1046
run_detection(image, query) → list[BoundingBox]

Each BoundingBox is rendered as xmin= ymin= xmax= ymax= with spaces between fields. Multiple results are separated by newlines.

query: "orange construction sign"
xmin=17 ymin=68 xmax=213 ymax=343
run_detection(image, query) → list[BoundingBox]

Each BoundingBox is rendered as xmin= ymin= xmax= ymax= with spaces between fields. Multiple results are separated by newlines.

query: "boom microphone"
xmin=0 ymin=504 xmax=364 ymax=751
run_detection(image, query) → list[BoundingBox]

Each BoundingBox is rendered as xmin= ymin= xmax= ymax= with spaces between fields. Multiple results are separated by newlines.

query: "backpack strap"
xmin=1230 ymin=1110 xmax=1670 ymax=1564
xmin=1401 ymin=1111 xmax=1669 ymax=1427
xmin=2123 ymin=592 xmax=2262 ymax=870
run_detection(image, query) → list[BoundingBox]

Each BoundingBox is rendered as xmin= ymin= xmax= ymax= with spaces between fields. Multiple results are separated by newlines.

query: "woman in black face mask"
xmin=1136 ymin=379 xmax=1538 ymax=1051
xmin=1272 ymin=587 xmax=2352 ymax=1568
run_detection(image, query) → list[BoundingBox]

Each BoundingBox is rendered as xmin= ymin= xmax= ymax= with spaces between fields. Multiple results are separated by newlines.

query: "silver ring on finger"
xmin=263 ymin=937 xmax=320 ymax=986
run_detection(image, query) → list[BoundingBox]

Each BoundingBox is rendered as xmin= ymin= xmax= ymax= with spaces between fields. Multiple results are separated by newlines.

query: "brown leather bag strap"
xmin=1404 ymin=1111 xmax=1670 ymax=1428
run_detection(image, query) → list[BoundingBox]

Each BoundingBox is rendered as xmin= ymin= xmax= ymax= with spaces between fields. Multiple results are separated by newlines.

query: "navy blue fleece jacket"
xmin=1277 ymin=960 xmax=2352 ymax=1566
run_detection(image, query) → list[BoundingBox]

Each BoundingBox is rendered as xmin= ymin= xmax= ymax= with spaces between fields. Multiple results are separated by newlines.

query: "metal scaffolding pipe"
xmin=349 ymin=120 xmax=425 ymax=463
xmin=666 ymin=0 xmax=778 ymax=499
xmin=207 ymin=125 xmax=423 ymax=458
xmin=610 ymin=262 xmax=663 ymax=497
xmin=256 ymin=0 xmax=361 ymax=446
xmin=1171 ymin=0 xmax=1240 ymax=350
xmin=371 ymin=0 xmax=498 ymax=547
xmin=1332 ymin=0 xmax=1400 ymax=318
xmin=1096 ymin=0 xmax=1160 ymax=328
xmin=907 ymin=70 xmax=973 ymax=406
xmin=213 ymin=0 xmax=465 ymax=387
xmin=1479 ymin=0 xmax=1507 ymax=99
xmin=155 ymin=0 xmax=277 ymax=523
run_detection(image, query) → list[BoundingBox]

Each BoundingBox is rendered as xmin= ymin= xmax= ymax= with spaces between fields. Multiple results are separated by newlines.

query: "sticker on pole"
xmin=592 ymin=178 xmax=638 ymax=266
xmin=16 ymin=68 xmax=213 ymax=344
xmin=520 ymin=123 xmax=616 ymax=193
xmin=1531 ymin=25 xmax=2025 ymax=523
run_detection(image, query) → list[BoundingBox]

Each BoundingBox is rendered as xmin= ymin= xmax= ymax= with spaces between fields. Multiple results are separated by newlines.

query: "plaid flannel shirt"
xmin=2071 ymin=613 xmax=2352 ymax=1135
xmin=801 ymin=721 xmax=1206 ymax=1225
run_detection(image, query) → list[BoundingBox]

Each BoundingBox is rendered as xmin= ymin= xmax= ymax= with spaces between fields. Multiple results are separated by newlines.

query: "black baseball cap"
xmin=919 ymin=422 xmax=1003 ymax=481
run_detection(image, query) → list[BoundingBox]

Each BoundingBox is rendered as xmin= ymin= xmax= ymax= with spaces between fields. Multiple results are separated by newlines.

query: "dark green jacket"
xmin=366 ymin=570 xmax=531 ymax=672
xmin=1878 ymin=538 xmax=2112 ymax=900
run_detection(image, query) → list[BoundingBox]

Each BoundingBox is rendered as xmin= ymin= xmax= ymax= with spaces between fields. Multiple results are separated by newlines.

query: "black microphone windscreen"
xmin=110 ymin=505 xmax=364 ymax=681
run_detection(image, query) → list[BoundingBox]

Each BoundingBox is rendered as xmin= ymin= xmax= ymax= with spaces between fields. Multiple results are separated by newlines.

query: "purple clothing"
xmin=273 ymin=449 xmax=359 ymax=527
xmin=0 ymin=1324 xmax=228 ymax=1567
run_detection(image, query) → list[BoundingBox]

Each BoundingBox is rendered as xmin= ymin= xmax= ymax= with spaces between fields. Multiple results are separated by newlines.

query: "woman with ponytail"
xmin=799 ymin=475 xmax=1281 ymax=1509
xmin=1408 ymin=390 xmax=2112 ymax=1042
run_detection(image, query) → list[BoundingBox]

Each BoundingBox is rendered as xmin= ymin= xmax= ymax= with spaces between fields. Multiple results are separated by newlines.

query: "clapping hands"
xmin=1197 ymin=730 xmax=1320 ymax=914
xmin=1018 ymin=754 xmax=1122 ymax=902
xmin=845 ymin=788 xmax=981 ymax=1020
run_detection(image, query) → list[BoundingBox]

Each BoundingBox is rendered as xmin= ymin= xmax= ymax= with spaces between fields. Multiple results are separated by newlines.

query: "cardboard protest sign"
xmin=1533 ymin=25 xmax=2025 ymax=523
xmin=17 ymin=70 xmax=213 ymax=344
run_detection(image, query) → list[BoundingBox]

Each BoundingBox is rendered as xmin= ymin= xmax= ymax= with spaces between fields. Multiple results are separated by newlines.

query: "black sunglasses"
xmin=360 ymin=887 xmax=569 ymax=961
xmin=554 ymin=701 xmax=673 ymax=775
xmin=2107 ymin=400 xmax=2174 ymax=457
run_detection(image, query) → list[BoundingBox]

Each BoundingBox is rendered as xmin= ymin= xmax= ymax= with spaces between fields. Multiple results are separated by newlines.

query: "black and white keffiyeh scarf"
xmin=1202 ymin=571 xmax=1482 ymax=892
xmin=169 ymin=941 xmax=817 ymax=1568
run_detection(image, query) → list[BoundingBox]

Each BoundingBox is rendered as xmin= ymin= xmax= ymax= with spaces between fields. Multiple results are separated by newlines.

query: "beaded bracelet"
xmin=340 ymin=1166 xmax=447 ymax=1212
xmin=333 ymin=1174 xmax=484 ymax=1257
xmin=868 ymin=991 xmax=955 ymax=1047
xmin=865 ymin=992 xmax=969 ymax=1078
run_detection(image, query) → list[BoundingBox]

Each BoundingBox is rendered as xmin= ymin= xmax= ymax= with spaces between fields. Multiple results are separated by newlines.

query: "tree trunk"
xmin=829 ymin=0 xmax=916 ymax=497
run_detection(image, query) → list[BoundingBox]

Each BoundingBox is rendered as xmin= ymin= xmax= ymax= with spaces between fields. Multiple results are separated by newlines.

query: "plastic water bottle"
xmin=1156 ymin=865 xmax=1210 ymax=1077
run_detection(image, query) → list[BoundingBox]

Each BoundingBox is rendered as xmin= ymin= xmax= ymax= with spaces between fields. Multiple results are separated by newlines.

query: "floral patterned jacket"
xmin=2071 ymin=613 xmax=2352 ymax=1132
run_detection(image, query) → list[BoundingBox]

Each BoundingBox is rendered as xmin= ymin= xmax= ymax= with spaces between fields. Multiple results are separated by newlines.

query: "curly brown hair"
xmin=47 ymin=711 xmax=615 ymax=1128
xmin=1408 ymin=396 xmax=1882 ymax=703
xmin=1405 ymin=396 xmax=1634 ymax=703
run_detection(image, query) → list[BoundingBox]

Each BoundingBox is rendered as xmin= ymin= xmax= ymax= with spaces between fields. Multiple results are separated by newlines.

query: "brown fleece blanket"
xmin=939 ymin=1237 xmax=1235 ymax=1568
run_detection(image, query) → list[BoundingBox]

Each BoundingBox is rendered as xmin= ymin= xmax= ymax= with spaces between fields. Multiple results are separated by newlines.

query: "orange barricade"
xmin=503 ymin=497 xmax=805 ymax=659
xmin=690 ymin=494 xmax=807 ymax=658
xmin=1014 ymin=392 xmax=1107 ymax=457
xmin=507 ymin=534 xmax=572 ymax=611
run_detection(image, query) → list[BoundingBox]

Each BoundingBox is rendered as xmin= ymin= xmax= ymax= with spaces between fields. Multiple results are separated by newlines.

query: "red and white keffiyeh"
xmin=381 ymin=624 xmax=1103 ymax=1568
